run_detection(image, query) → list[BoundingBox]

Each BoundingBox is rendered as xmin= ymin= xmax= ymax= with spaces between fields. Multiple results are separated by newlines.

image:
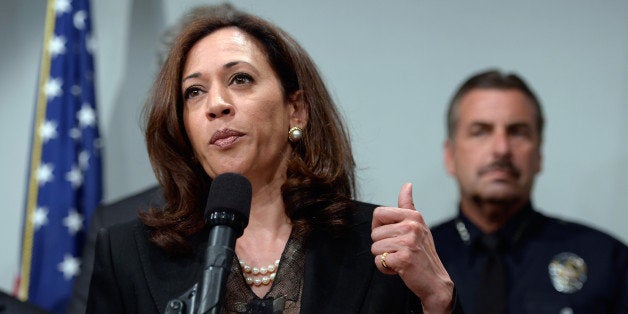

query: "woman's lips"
xmin=210 ymin=129 xmax=244 ymax=148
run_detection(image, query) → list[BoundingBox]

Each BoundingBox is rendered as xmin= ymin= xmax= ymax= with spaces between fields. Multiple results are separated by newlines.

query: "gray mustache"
xmin=478 ymin=160 xmax=521 ymax=178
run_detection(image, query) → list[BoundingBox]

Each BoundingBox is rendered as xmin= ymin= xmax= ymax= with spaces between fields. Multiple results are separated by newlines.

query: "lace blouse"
xmin=224 ymin=234 xmax=305 ymax=314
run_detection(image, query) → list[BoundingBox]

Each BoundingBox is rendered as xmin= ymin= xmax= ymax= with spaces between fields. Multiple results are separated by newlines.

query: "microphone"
xmin=197 ymin=173 xmax=251 ymax=314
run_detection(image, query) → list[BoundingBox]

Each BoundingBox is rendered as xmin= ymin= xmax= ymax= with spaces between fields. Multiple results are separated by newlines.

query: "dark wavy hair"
xmin=446 ymin=69 xmax=545 ymax=141
xmin=140 ymin=4 xmax=356 ymax=254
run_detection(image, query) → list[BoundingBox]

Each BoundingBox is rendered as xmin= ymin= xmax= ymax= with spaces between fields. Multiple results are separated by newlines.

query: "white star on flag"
xmin=86 ymin=34 xmax=96 ymax=54
xmin=57 ymin=254 xmax=81 ymax=280
xmin=74 ymin=11 xmax=87 ymax=30
xmin=78 ymin=150 xmax=90 ymax=170
xmin=32 ymin=206 xmax=49 ymax=230
xmin=69 ymin=127 xmax=82 ymax=141
xmin=40 ymin=120 xmax=58 ymax=143
xmin=37 ymin=163 xmax=54 ymax=186
xmin=77 ymin=104 xmax=96 ymax=128
xmin=55 ymin=0 xmax=71 ymax=15
xmin=45 ymin=77 xmax=63 ymax=100
xmin=49 ymin=35 xmax=66 ymax=58
xmin=65 ymin=165 xmax=83 ymax=188
xmin=62 ymin=209 xmax=84 ymax=235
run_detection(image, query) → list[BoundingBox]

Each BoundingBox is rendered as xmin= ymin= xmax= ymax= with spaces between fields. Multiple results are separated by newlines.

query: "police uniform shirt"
xmin=431 ymin=203 xmax=628 ymax=313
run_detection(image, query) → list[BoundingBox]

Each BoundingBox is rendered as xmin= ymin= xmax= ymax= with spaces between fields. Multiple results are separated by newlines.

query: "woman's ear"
xmin=288 ymin=90 xmax=308 ymax=128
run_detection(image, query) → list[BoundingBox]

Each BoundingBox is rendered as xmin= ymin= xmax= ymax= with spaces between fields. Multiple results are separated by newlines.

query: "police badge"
xmin=548 ymin=252 xmax=587 ymax=293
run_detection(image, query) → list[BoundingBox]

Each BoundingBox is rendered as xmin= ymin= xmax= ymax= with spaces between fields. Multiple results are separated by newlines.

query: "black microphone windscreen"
xmin=205 ymin=173 xmax=252 ymax=228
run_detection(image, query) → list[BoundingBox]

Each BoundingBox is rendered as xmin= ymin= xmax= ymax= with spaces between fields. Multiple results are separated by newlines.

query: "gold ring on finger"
xmin=381 ymin=251 xmax=390 ymax=269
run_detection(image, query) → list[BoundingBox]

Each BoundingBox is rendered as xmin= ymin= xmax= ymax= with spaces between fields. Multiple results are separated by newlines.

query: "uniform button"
xmin=560 ymin=307 xmax=573 ymax=314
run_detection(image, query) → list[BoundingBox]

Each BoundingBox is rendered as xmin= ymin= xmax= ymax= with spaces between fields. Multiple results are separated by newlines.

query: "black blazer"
xmin=87 ymin=201 xmax=456 ymax=313
xmin=0 ymin=291 xmax=50 ymax=314
xmin=68 ymin=185 xmax=163 ymax=314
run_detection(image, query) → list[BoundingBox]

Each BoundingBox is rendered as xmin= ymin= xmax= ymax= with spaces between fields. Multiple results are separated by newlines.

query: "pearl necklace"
xmin=239 ymin=259 xmax=280 ymax=286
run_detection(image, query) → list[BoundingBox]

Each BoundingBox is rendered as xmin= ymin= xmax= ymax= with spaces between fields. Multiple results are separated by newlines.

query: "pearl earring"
xmin=288 ymin=126 xmax=303 ymax=142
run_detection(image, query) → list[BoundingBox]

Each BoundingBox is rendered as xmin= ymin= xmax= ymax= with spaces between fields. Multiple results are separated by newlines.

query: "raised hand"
xmin=371 ymin=183 xmax=454 ymax=313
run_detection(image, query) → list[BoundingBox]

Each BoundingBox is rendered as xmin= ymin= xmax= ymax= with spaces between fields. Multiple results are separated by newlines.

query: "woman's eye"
xmin=230 ymin=73 xmax=254 ymax=86
xmin=183 ymin=86 xmax=203 ymax=100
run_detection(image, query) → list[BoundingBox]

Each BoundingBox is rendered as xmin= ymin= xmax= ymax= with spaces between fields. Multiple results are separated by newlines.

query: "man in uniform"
xmin=431 ymin=69 xmax=628 ymax=313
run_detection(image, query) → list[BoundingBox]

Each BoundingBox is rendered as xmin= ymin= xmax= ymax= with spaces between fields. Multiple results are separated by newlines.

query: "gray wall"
xmin=1 ymin=0 xmax=627 ymax=293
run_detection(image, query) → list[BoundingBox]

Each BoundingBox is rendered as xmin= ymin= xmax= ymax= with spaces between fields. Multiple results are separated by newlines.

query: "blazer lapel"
xmin=134 ymin=223 xmax=205 ymax=311
xmin=301 ymin=217 xmax=375 ymax=313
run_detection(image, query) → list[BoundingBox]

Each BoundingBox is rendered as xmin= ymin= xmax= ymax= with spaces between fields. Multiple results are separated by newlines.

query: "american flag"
xmin=18 ymin=0 xmax=102 ymax=312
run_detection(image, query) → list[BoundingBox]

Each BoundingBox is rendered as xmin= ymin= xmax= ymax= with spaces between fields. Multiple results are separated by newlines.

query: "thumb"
xmin=397 ymin=182 xmax=415 ymax=210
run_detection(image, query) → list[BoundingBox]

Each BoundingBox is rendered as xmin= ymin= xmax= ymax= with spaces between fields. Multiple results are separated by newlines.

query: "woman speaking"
xmin=87 ymin=4 xmax=457 ymax=313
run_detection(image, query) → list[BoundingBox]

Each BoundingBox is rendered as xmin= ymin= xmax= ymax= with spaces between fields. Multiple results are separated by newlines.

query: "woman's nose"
xmin=205 ymin=88 xmax=234 ymax=120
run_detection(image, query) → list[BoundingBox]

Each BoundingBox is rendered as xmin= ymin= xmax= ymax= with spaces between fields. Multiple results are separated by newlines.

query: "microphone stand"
xmin=165 ymin=213 xmax=242 ymax=314
xmin=197 ymin=225 xmax=238 ymax=314
xmin=165 ymin=173 xmax=251 ymax=314
xmin=164 ymin=283 xmax=198 ymax=314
